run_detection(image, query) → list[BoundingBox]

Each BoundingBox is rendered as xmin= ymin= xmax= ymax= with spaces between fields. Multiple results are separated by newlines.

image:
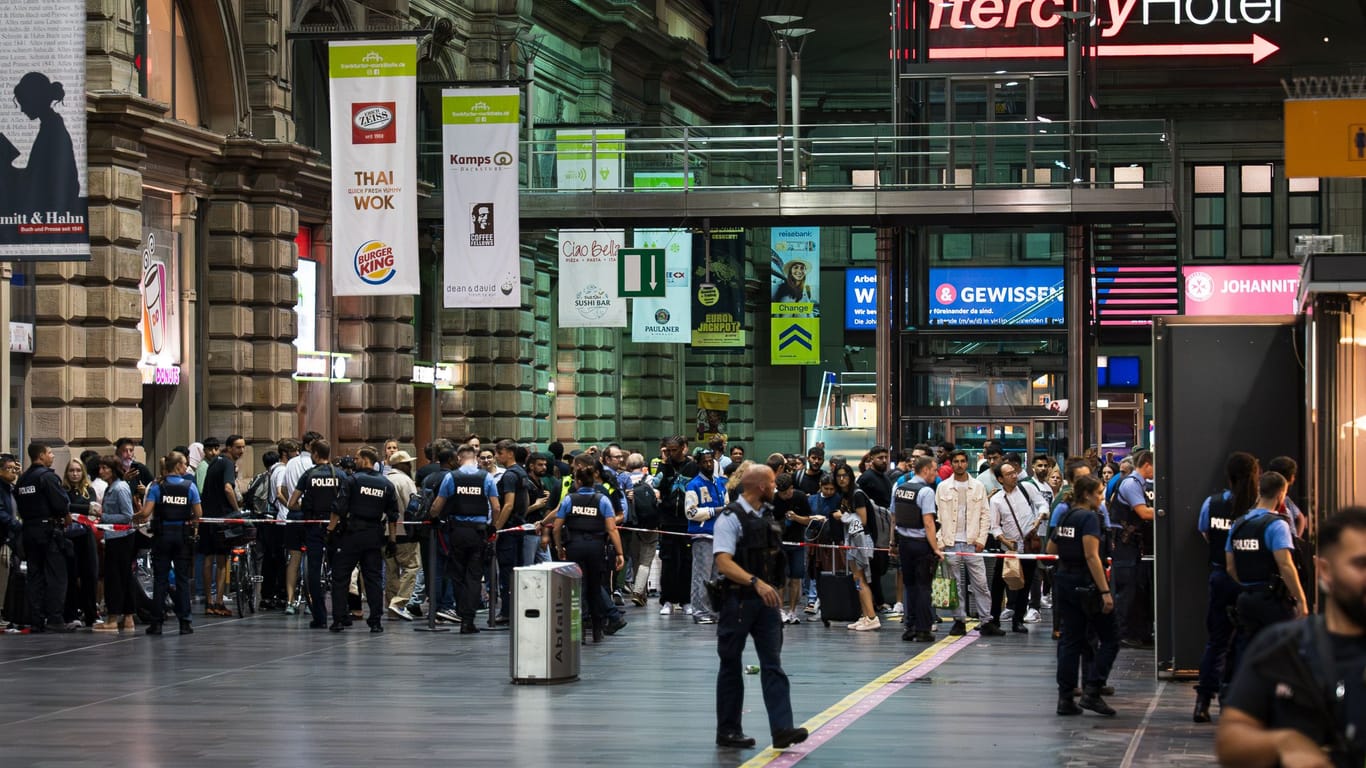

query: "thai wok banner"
xmin=329 ymin=40 xmax=418 ymax=296
xmin=559 ymin=230 xmax=627 ymax=328
xmin=630 ymin=228 xmax=691 ymax=344
xmin=0 ymin=0 xmax=89 ymax=260
xmin=443 ymin=88 xmax=521 ymax=308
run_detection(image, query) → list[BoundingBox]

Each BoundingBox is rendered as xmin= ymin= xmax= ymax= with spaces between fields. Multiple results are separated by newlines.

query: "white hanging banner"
xmin=443 ymin=88 xmax=521 ymax=308
xmin=631 ymin=228 xmax=692 ymax=343
xmin=555 ymin=128 xmax=624 ymax=190
xmin=0 ymin=0 xmax=89 ymax=261
xmin=328 ymin=40 xmax=419 ymax=296
xmin=559 ymin=229 xmax=627 ymax=328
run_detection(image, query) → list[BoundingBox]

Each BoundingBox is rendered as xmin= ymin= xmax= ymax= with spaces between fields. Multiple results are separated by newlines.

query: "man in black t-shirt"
xmin=1219 ymin=507 xmax=1366 ymax=767
xmin=493 ymin=440 xmax=533 ymax=624
xmin=200 ymin=434 xmax=245 ymax=616
xmin=771 ymin=474 xmax=812 ymax=624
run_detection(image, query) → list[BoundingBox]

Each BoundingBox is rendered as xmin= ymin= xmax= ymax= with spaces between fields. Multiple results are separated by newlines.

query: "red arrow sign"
xmin=929 ymin=34 xmax=1279 ymax=64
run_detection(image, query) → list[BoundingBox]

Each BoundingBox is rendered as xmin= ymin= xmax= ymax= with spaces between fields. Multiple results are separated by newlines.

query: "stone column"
xmin=336 ymin=295 xmax=416 ymax=454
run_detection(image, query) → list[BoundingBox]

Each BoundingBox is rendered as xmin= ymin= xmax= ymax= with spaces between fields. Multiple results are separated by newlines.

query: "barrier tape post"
xmin=414 ymin=520 xmax=449 ymax=633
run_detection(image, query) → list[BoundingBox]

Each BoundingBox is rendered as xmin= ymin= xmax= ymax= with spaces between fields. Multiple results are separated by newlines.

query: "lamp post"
xmin=1059 ymin=4 xmax=1095 ymax=455
xmin=775 ymin=27 xmax=815 ymax=188
xmin=761 ymin=15 xmax=802 ymax=186
xmin=1059 ymin=7 xmax=1093 ymax=185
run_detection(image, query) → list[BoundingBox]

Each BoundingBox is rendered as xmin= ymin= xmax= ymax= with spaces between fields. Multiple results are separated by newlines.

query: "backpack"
xmin=664 ymin=470 xmax=693 ymax=525
xmin=406 ymin=470 xmax=447 ymax=525
xmin=869 ymin=500 xmax=893 ymax=549
xmin=241 ymin=470 xmax=272 ymax=519
xmin=631 ymin=481 xmax=661 ymax=530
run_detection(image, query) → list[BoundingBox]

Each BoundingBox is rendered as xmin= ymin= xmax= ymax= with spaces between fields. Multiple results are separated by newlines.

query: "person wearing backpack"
xmin=656 ymin=435 xmax=698 ymax=615
xmin=382 ymin=450 xmax=420 ymax=621
xmin=624 ymin=452 xmax=659 ymax=606
xmin=856 ymin=445 xmax=895 ymax=613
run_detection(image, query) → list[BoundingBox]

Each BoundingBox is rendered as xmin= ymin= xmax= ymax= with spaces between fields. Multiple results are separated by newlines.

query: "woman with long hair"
xmin=61 ymin=459 xmax=100 ymax=627
xmin=97 ymin=456 xmax=138 ymax=631
xmin=831 ymin=463 xmax=879 ymax=631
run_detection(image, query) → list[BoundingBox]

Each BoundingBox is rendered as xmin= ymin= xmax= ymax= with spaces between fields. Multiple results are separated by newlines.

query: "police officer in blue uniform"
xmin=138 ymin=451 xmax=202 ymax=635
xmin=430 ymin=443 xmax=501 ymax=634
xmin=895 ymin=456 xmax=943 ymax=642
xmin=1193 ymin=451 xmax=1259 ymax=723
xmin=1225 ymin=471 xmax=1308 ymax=684
xmin=327 ymin=446 xmax=399 ymax=633
xmin=287 ymin=440 xmax=345 ymax=629
xmin=1048 ymin=474 xmax=1119 ymax=717
xmin=553 ymin=457 xmax=625 ymax=643
xmin=1108 ymin=449 xmax=1155 ymax=647
xmin=712 ymin=464 xmax=808 ymax=752
xmin=14 ymin=442 xmax=72 ymax=632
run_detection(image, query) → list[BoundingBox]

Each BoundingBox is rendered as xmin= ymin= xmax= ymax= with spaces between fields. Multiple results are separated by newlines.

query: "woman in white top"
xmin=987 ymin=460 xmax=1046 ymax=633
xmin=832 ymin=464 xmax=880 ymax=631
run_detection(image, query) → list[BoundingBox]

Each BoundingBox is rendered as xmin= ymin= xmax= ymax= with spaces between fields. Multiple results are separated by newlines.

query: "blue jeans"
xmin=716 ymin=592 xmax=794 ymax=738
xmin=1196 ymin=568 xmax=1241 ymax=697
xmin=1055 ymin=568 xmax=1119 ymax=695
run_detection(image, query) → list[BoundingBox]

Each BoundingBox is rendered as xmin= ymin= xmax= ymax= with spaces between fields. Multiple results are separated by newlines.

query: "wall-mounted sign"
xmin=9 ymin=321 xmax=33 ymax=353
xmin=928 ymin=266 xmax=1064 ymax=327
xmin=411 ymin=361 xmax=456 ymax=390
xmin=770 ymin=226 xmax=820 ymax=365
xmin=845 ymin=268 xmax=877 ymax=330
xmin=294 ymin=351 xmax=353 ymax=383
xmin=138 ymin=228 xmax=181 ymax=386
xmin=1285 ymin=99 xmax=1366 ymax=179
xmin=139 ymin=366 xmax=181 ymax=386
xmin=1182 ymin=265 xmax=1301 ymax=316
xmin=556 ymin=129 xmax=624 ymax=190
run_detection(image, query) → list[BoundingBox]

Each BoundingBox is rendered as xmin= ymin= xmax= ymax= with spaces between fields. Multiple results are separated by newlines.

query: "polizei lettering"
xmin=1209 ymin=517 xmax=1232 ymax=531
xmin=359 ymin=486 xmax=384 ymax=498
xmin=1056 ymin=526 xmax=1076 ymax=539
xmin=313 ymin=478 xmax=339 ymax=487
xmin=161 ymin=495 xmax=189 ymax=505
xmin=571 ymin=505 xmax=599 ymax=516
xmin=455 ymin=485 xmax=484 ymax=496
xmin=1232 ymin=538 xmax=1261 ymax=551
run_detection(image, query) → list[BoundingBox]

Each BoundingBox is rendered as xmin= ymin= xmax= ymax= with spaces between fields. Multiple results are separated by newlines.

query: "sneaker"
xmin=876 ymin=603 xmax=893 ymax=614
xmin=999 ymin=608 xmax=1015 ymax=623
xmin=284 ymin=605 xmax=297 ymax=616
xmin=852 ymin=616 xmax=881 ymax=631
xmin=683 ymin=604 xmax=695 ymax=616
xmin=892 ymin=601 xmax=904 ymax=614
xmin=1041 ymin=595 xmax=1053 ymax=608
xmin=948 ymin=620 xmax=967 ymax=636
xmin=436 ymin=609 xmax=461 ymax=624
xmin=695 ymin=616 xmax=716 ymax=625
xmin=660 ymin=603 xmax=674 ymax=615
xmin=612 ymin=590 xmax=625 ymax=607
xmin=804 ymin=602 xmax=818 ymax=615
xmin=787 ymin=613 xmax=801 ymax=625
xmin=1024 ymin=608 xmax=1041 ymax=623
xmin=979 ymin=621 xmax=1007 ymax=637
xmin=631 ymin=592 xmax=647 ymax=607
xmin=389 ymin=605 xmax=414 ymax=622
xmin=604 ymin=618 xmax=628 ymax=635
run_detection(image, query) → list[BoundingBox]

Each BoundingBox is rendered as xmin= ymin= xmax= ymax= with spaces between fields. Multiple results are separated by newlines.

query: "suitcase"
xmin=5 ymin=563 xmax=31 ymax=628
xmin=817 ymin=571 xmax=861 ymax=627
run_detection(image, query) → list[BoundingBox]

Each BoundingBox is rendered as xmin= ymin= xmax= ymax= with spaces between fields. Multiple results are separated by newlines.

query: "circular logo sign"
xmin=934 ymin=283 xmax=957 ymax=305
xmin=697 ymin=284 xmax=720 ymax=306
xmin=574 ymin=284 xmax=612 ymax=320
xmin=501 ymin=275 xmax=516 ymax=296
xmin=353 ymin=105 xmax=393 ymax=131
xmin=354 ymin=240 xmax=396 ymax=285
xmin=1185 ymin=271 xmax=1214 ymax=303
xmin=494 ymin=151 xmax=514 ymax=166
xmin=654 ymin=308 xmax=671 ymax=324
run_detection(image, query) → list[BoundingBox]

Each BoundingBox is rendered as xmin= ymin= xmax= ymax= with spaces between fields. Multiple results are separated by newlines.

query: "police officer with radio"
xmin=327 ymin=446 xmax=399 ymax=633
xmin=1108 ymin=449 xmax=1156 ymax=647
xmin=553 ymin=456 xmax=624 ymax=643
xmin=895 ymin=456 xmax=943 ymax=642
xmin=287 ymin=439 xmax=344 ymax=629
xmin=1193 ymin=451 xmax=1260 ymax=723
xmin=1048 ymin=474 xmax=1119 ymax=717
xmin=713 ymin=464 xmax=809 ymax=752
xmin=429 ymin=443 xmax=500 ymax=634
xmin=15 ymin=442 xmax=73 ymax=632
xmin=137 ymin=451 xmax=202 ymax=635
xmin=1225 ymin=471 xmax=1308 ymax=685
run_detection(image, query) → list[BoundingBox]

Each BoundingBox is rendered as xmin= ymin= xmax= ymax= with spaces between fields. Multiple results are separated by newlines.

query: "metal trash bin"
xmin=510 ymin=562 xmax=582 ymax=684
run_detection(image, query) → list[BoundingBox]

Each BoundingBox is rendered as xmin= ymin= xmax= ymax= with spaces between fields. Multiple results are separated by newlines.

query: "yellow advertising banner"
xmin=1284 ymin=99 xmax=1366 ymax=179
xmin=770 ymin=317 xmax=820 ymax=366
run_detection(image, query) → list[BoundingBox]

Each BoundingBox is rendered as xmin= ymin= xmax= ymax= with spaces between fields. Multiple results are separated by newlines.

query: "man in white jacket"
xmin=936 ymin=450 xmax=1004 ymax=637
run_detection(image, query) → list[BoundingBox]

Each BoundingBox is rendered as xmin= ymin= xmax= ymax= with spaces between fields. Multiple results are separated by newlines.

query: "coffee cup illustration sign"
xmin=141 ymin=232 xmax=168 ymax=355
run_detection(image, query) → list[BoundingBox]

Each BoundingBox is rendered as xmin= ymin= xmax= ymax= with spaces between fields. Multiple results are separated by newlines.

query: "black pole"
xmin=414 ymin=525 xmax=449 ymax=632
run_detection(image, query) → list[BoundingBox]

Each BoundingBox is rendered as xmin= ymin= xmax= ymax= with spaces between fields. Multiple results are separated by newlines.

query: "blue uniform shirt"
xmin=437 ymin=464 xmax=500 ymax=523
xmin=145 ymin=478 xmax=202 ymax=505
xmin=1115 ymin=471 xmax=1148 ymax=511
xmin=713 ymin=497 xmax=760 ymax=557
xmin=1225 ymin=508 xmax=1294 ymax=554
xmin=1198 ymin=490 xmax=1232 ymax=535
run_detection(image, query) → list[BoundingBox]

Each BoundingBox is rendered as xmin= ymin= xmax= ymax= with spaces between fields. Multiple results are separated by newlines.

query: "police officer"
xmin=712 ymin=464 xmax=808 ymax=752
xmin=1193 ymin=451 xmax=1259 ymax=723
xmin=895 ymin=456 xmax=942 ymax=642
xmin=14 ymin=442 xmax=72 ymax=632
xmin=553 ymin=456 xmax=624 ymax=643
xmin=1047 ymin=474 xmax=1119 ymax=717
xmin=1108 ymin=449 xmax=1155 ymax=647
xmin=429 ymin=443 xmax=501 ymax=634
xmin=327 ymin=447 xmax=399 ymax=633
xmin=1225 ymin=471 xmax=1308 ymax=684
xmin=287 ymin=439 xmax=344 ymax=629
xmin=137 ymin=451 xmax=202 ymax=635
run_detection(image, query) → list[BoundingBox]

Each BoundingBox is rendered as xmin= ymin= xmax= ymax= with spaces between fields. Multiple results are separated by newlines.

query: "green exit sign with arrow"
xmin=617 ymin=248 xmax=666 ymax=297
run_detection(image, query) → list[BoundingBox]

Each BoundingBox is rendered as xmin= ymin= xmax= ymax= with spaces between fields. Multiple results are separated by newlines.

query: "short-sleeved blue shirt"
xmin=1225 ymin=508 xmax=1294 ymax=554
xmin=1198 ymin=490 xmax=1233 ymax=535
xmin=145 ymin=478 xmax=202 ymax=505
xmin=437 ymin=464 xmax=501 ymax=522
xmin=1115 ymin=471 xmax=1148 ymax=510
xmin=713 ymin=498 xmax=761 ymax=557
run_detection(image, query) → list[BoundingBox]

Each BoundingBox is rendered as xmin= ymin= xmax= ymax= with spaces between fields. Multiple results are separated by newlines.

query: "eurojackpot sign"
xmin=906 ymin=0 xmax=1283 ymax=63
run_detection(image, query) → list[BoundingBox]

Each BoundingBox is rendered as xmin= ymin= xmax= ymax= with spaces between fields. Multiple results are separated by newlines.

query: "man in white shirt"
xmin=986 ymin=460 xmax=1046 ymax=633
xmin=936 ymin=450 xmax=1004 ymax=637
xmin=279 ymin=431 xmax=319 ymax=615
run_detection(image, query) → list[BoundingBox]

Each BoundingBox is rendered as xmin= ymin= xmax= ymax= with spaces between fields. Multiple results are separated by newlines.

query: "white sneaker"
xmin=787 ymin=613 xmax=801 ymax=625
xmin=999 ymin=608 xmax=1015 ymax=623
xmin=660 ymin=603 xmax=674 ymax=615
xmin=892 ymin=601 xmax=904 ymax=614
xmin=851 ymin=616 xmax=881 ymax=631
xmin=683 ymin=604 xmax=694 ymax=616
xmin=1024 ymin=608 xmax=1041 ymax=623
xmin=1041 ymin=595 xmax=1053 ymax=608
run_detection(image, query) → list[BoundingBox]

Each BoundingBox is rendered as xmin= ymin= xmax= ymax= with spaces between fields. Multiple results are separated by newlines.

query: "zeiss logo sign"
xmin=927 ymin=267 xmax=1064 ymax=327
xmin=845 ymin=268 xmax=878 ymax=330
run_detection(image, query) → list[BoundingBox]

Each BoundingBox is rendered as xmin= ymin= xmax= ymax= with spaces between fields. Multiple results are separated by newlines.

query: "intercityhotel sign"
xmin=917 ymin=0 xmax=1283 ymax=63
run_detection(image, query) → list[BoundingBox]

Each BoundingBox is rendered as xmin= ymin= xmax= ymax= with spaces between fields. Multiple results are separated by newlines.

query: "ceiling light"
xmin=760 ymin=14 xmax=802 ymax=25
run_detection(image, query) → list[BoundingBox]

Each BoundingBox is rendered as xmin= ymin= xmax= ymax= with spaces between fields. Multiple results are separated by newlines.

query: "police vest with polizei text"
xmin=564 ymin=491 xmax=607 ymax=540
xmin=1052 ymin=505 xmax=1093 ymax=565
xmin=1230 ymin=512 xmax=1287 ymax=584
xmin=893 ymin=478 xmax=928 ymax=530
xmin=725 ymin=501 xmax=786 ymax=588
xmin=346 ymin=471 xmax=391 ymax=528
xmin=300 ymin=466 xmax=344 ymax=521
xmin=449 ymin=471 xmax=491 ymax=519
xmin=155 ymin=477 xmax=195 ymax=524
xmin=1205 ymin=492 xmax=1238 ymax=569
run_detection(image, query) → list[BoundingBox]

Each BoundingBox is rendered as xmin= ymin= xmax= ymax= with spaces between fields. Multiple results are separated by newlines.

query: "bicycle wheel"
xmin=232 ymin=549 xmax=248 ymax=618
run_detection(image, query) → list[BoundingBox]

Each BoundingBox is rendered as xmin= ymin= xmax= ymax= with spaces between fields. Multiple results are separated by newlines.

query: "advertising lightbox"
xmin=928 ymin=266 xmax=1064 ymax=326
xmin=1182 ymin=265 xmax=1301 ymax=316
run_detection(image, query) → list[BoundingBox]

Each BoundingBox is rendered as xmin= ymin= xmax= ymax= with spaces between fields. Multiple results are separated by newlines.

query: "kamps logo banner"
xmin=329 ymin=40 xmax=418 ymax=296
xmin=0 ymin=0 xmax=89 ymax=261
xmin=443 ymin=88 xmax=521 ymax=308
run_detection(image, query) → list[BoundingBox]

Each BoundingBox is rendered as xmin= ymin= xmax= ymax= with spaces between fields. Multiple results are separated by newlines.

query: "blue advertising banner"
xmin=928 ymin=266 xmax=1064 ymax=327
xmin=845 ymin=268 xmax=877 ymax=330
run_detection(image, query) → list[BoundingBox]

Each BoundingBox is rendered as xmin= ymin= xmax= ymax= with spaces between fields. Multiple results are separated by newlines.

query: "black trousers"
xmin=103 ymin=536 xmax=138 ymax=616
xmin=1227 ymin=588 xmax=1295 ymax=689
xmin=869 ymin=549 xmax=890 ymax=607
xmin=898 ymin=537 xmax=936 ymax=633
xmin=658 ymin=529 xmax=692 ymax=605
xmin=1111 ymin=542 xmax=1152 ymax=642
xmin=331 ymin=545 xmax=384 ymax=625
xmin=64 ymin=532 xmax=99 ymax=624
xmin=1055 ymin=568 xmax=1119 ymax=695
xmin=567 ymin=539 xmax=610 ymax=628
xmin=444 ymin=525 xmax=487 ymax=623
xmin=989 ymin=557 xmax=1038 ymax=626
xmin=151 ymin=529 xmax=194 ymax=623
xmin=257 ymin=524 xmax=287 ymax=603
xmin=23 ymin=527 xmax=68 ymax=628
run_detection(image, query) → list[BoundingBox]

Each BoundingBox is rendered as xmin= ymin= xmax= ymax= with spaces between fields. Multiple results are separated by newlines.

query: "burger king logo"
xmin=354 ymin=240 xmax=396 ymax=285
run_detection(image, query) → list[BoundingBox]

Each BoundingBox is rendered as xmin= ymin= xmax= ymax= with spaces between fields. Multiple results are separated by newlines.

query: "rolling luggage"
xmin=817 ymin=570 xmax=860 ymax=627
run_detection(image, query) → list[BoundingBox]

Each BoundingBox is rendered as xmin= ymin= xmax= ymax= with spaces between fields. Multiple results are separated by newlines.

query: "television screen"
xmin=1107 ymin=355 xmax=1141 ymax=388
xmin=928 ymin=266 xmax=1064 ymax=327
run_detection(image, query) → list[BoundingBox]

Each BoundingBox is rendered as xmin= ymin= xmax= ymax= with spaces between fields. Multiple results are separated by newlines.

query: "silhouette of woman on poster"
xmin=0 ymin=72 xmax=80 ymax=216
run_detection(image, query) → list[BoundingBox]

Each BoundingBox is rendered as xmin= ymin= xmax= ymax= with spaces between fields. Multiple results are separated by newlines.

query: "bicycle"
xmin=228 ymin=526 xmax=264 ymax=618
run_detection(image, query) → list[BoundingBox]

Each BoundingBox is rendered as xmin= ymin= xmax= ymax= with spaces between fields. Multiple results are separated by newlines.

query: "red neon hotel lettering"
xmin=930 ymin=0 xmax=1281 ymax=38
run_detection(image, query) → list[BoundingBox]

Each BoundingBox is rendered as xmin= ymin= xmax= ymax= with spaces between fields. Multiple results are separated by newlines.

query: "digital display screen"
xmin=928 ymin=266 xmax=1064 ymax=326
